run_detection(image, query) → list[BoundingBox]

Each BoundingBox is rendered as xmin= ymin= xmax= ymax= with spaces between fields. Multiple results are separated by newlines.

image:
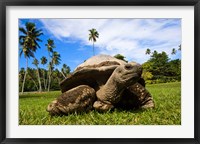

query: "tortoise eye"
xmin=125 ymin=64 xmax=133 ymax=70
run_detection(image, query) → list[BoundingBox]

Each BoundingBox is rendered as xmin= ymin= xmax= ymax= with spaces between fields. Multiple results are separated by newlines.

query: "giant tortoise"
xmin=47 ymin=54 xmax=154 ymax=115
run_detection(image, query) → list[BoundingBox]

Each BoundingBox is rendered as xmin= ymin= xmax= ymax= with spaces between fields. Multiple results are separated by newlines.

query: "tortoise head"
xmin=112 ymin=62 xmax=142 ymax=87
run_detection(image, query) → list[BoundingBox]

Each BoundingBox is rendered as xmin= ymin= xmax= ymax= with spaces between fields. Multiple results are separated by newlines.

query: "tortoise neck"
xmin=96 ymin=72 xmax=124 ymax=104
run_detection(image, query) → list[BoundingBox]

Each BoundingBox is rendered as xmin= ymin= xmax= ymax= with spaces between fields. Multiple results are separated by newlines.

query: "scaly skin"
xmin=47 ymin=85 xmax=96 ymax=115
xmin=116 ymin=83 xmax=155 ymax=110
xmin=94 ymin=63 xmax=142 ymax=112
xmin=128 ymin=83 xmax=155 ymax=109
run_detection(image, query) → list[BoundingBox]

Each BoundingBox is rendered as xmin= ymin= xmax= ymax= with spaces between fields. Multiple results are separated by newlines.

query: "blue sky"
xmin=19 ymin=18 xmax=181 ymax=72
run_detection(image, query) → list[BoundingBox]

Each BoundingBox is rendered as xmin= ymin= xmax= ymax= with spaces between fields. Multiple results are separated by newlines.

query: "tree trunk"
xmin=47 ymin=52 xmax=51 ymax=92
xmin=56 ymin=77 xmax=61 ymax=84
xmin=45 ymin=77 xmax=48 ymax=91
xmin=48 ymin=69 xmax=51 ymax=92
xmin=60 ymin=70 xmax=66 ymax=79
xmin=21 ymin=58 xmax=28 ymax=94
xmin=93 ymin=41 xmax=95 ymax=56
xmin=36 ymin=66 xmax=42 ymax=92
xmin=43 ymin=71 xmax=47 ymax=91
xmin=31 ymin=78 xmax=38 ymax=90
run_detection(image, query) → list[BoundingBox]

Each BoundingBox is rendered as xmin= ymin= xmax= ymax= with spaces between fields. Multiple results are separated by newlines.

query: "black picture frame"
xmin=0 ymin=0 xmax=200 ymax=144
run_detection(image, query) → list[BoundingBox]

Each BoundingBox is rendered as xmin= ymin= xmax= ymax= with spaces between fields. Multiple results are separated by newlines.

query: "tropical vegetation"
xmin=19 ymin=22 xmax=43 ymax=93
xmin=19 ymin=22 xmax=181 ymax=92
xmin=142 ymin=48 xmax=181 ymax=84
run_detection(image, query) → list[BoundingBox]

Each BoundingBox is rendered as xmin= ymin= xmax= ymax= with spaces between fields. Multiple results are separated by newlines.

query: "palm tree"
xmin=51 ymin=52 xmax=61 ymax=79
xmin=52 ymin=52 xmax=61 ymax=66
xmin=53 ymin=69 xmax=63 ymax=84
xmin=178 ymin=44 xmax=181 ymax=51
xmin=145 ymin=48 xmax=151 ymax=55
xmin=41 ymin=56 xmax=48 ymax=90
xmin=47 ymin=62 xmax=53 ymax=91
xmin=41 ymin=56 xmax=47 ymax=65
xmin=32 ymin=58 xmax=42 ymax=92
xmin=19 ymin=68 xmax=25 ymax=92
xmin=27 ymin=68 xmax=39 ymax=91
xmin=171 ymin=48 xmax=177 ymax=55
xmin=61 ymin=64 xmax=71 ymax=78
xmin=152 ymin=50 xmax=158 ymax=56
xmin=48 ymin=51 xmax=61 ymax=91
xmin=19 ymin=22 xmax=43 ymax=93
xmin=89 ymin=28 xmax=99 ymax=56
xmin=45 ymin=39 xmax=55 ymax=61
xmin=45 ymin=39 xmax=56 ymax=91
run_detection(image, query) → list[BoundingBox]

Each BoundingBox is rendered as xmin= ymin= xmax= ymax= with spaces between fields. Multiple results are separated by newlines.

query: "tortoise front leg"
xmin=116 ymin=82 xmax=155 ymax=110
xmin=128 ymin=83 xmax=155 ymax=109
xmin=47 ymin=85 xmax=96 ymax=115
xmin=93 ymin=101 xmax=114 ymax=112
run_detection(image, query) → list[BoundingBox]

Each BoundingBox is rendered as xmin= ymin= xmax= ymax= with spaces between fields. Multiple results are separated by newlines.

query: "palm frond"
xmin=19 ymin=48 xmax=23 ymax=57
xmin=19 ymin=27 xmax=27 ymax=35
xmin=19 ymin=22 xmax=43 ymax=60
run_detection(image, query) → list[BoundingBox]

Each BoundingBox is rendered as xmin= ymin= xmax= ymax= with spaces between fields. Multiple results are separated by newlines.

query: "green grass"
xmin=19 ymin=82 xmax=181 ymax=125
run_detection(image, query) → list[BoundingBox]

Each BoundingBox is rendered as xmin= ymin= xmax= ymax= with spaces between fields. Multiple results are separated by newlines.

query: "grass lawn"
xmin=19 ymin=82 xmax=181 ymax=125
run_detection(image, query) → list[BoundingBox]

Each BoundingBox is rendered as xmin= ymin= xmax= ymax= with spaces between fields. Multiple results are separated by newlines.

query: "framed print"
xmin=0 ymin=0 xmax=200 ymax=144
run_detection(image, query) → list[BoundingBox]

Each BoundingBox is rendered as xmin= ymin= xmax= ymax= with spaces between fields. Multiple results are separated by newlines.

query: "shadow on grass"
xmin=92 ymin=107 xmax=149 ymax=115
xmin=46 ymin=107 xmax=150 ymax=118
xmin=114 ymin=108 xmax=149 ymax=114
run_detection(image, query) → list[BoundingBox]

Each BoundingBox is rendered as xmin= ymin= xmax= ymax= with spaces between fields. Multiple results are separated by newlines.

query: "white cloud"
xmin=40 ymin=18 xmax=181 ymax=63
